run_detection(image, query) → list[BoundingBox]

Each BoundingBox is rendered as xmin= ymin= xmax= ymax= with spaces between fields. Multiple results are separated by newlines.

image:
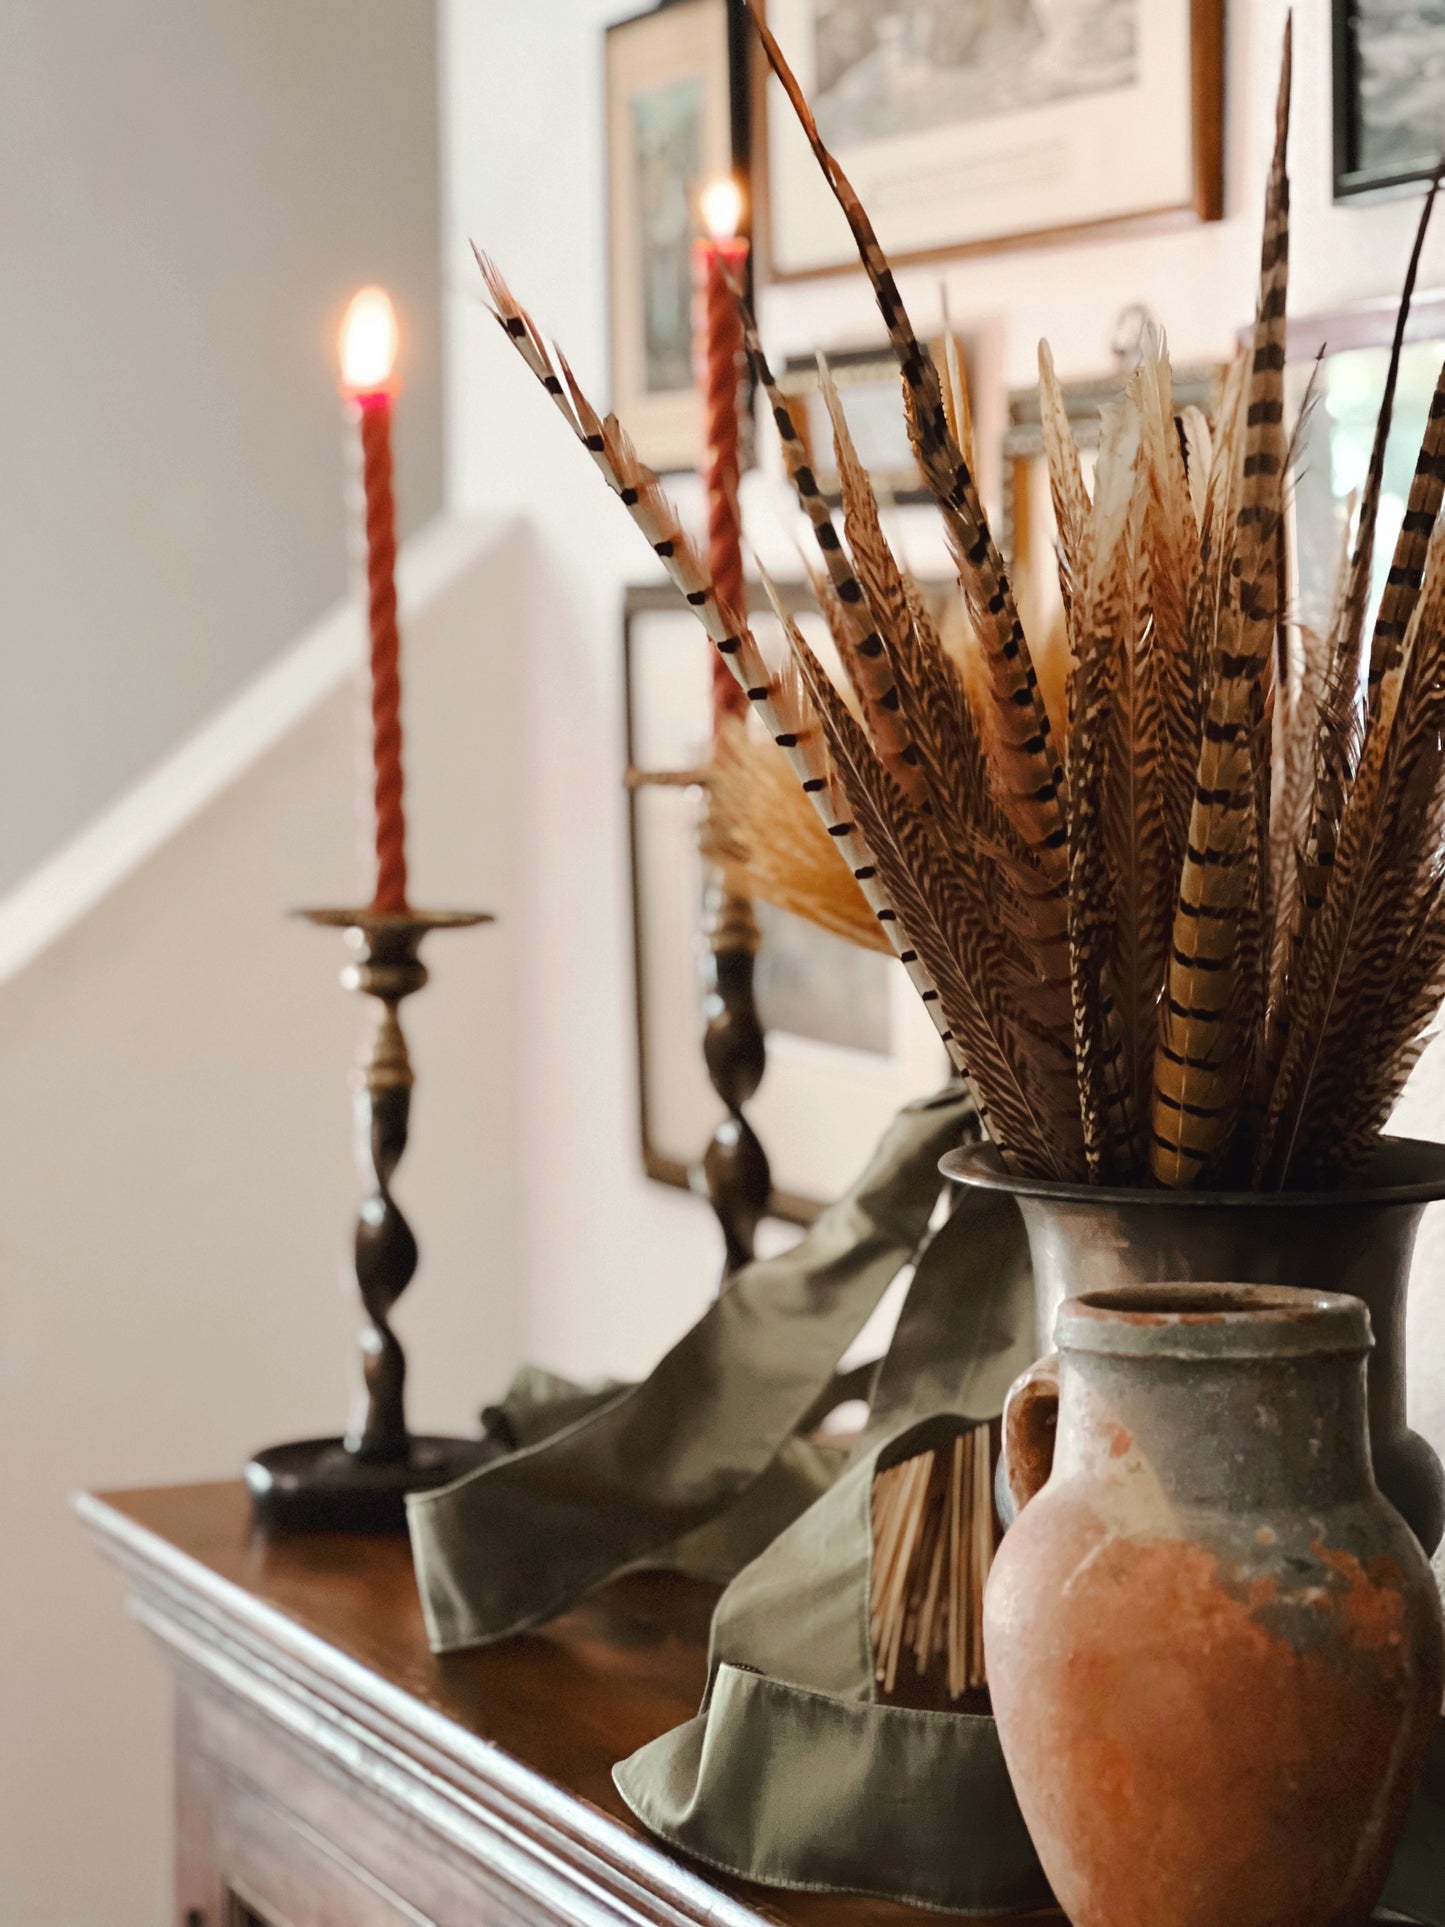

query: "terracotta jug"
xmin=985 ymin=1284 xmax=1443 ymax=1927
xmin=942 ymin=1137 xmax=1445 ymax=1553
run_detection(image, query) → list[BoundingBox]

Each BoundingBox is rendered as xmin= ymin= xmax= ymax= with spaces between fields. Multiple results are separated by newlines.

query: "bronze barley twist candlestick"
xmin=246 ymin=906 xmax=499 ymax=1533
xmin=700 ymin=867 xmax=771 ymax=1282
xmin=628 ymin=766 xmax=774 ymax=1285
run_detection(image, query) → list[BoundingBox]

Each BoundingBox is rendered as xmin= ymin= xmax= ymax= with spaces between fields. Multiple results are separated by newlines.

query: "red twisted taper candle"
xmin=356 ymin=393 xmax=408 ymax=913
xmin=341 ymin=288 xmax=408 ymax=915
xmin=694 ymin=181 xmax=750 ymax=733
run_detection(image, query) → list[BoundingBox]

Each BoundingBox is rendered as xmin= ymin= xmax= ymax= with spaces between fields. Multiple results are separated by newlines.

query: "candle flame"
xmin=340 ymin=286 xmax=398 ymax=394
xmin=700 ymin=177 xmax=743 ymax=242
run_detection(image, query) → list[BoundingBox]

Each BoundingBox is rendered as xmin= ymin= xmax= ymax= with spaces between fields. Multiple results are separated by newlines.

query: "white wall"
xmin=439 ymin=0 xmax=1445 ymax=1421
xmin=442 ymin=0 xmax=730 ymax=1380
xmin=0 ymin=0 xmax=445 ymax=895
xmin=2 ymin=521 xmax=525 ymax=1927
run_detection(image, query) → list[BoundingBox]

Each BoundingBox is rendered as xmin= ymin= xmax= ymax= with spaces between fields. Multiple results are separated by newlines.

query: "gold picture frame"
xmin=606 ymin=0 xmax=744 ymax=473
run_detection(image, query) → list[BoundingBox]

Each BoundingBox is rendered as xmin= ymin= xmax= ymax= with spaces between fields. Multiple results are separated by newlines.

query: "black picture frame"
xmin=1333 ymin=0 xmax=1445 ymax=202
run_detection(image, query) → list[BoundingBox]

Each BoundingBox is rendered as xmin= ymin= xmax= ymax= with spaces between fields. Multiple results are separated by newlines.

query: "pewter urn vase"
xmin=941 ymin=1137 xmax=1445 ymax=1552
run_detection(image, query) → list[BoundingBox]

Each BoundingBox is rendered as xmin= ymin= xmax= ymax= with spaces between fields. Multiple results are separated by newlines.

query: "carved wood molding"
xmin=77 ymin=1490 xmax=777 ymax=1927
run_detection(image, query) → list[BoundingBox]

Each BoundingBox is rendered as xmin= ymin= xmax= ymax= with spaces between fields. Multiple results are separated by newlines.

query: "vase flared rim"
xmin=940 ymin=1134 xmax=1445 ymax=1209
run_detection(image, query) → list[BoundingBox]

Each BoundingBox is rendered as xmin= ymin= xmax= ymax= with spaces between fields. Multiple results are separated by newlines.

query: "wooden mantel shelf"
xmin=80 ymin=1481 xmax=1052 ymax=1927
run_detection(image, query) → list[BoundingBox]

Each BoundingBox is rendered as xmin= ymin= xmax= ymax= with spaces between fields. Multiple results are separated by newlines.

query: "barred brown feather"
xmin=1151 ymin=28 xmax=1291 ymax=1187
xmin=474 ymin=255 xmax=970 ymax=1074
xmin=747 ymin=0 xmax=1069 ymax=883
xmin=1263 ymin=516 xmax=1445 ymax=1184
xmin=1067 ymin=403 xmax=1152 ymax=1178
xmin=738 ymin=309 xmax=926 ymax=806
xmin=815 ymin=355 xmax=1076 ymax=1064
xmin=476 ymin=16 xmax=1445 ymax=1197
xmin=1258 ymin=184 xmax=1438 ymax=1154
xmin=787 ymin=619 xmax=1082 ymax=1177
xmin=1368 ymin=360 xmax=1445 ymax=710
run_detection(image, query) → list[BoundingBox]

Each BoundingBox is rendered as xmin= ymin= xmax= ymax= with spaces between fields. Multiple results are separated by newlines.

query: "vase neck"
xmin=1055 ymin=1350 xmax=1375 ymax=1512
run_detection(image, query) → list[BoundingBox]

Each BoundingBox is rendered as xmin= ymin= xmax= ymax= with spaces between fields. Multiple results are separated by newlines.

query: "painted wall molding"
xmin=0 ymin=514 xmax=506 ymax=985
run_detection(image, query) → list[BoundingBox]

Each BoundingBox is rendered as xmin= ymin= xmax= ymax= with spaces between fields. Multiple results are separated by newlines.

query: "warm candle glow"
xmin=700 ymin=176 xmax=743 ymax=243
xmin=340 ymin=286 xmax=399 ymax=394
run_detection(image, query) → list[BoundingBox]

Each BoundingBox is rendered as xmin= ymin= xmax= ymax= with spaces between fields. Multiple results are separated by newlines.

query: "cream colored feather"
xmin=1037 ymin=340 xmax=1093 ymax=633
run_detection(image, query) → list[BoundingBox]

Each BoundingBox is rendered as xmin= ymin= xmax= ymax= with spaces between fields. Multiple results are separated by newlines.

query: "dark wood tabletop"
xmin=80 ymin=1481 xmax=1059 ymax=1926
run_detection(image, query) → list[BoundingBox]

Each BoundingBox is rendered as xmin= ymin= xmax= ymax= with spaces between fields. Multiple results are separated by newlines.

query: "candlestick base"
xmin=245 ymin=1433 xmax=503 ymax=1536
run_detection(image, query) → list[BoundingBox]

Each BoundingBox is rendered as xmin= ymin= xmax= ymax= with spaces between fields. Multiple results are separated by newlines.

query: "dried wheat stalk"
xmin=703 ymin=717 xmax=893 ymax=953
xmin=869 ymin=1426 xmax=997 ymax=1701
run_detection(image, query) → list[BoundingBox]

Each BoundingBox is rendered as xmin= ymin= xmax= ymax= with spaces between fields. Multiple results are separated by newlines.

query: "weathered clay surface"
xmin=986 ymin=1285 xmax=1444 ymax=1927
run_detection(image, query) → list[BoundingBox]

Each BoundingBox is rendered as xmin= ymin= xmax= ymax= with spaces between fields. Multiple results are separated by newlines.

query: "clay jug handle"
xmin=999 ymin=1354 xmax=1061 ymax=1523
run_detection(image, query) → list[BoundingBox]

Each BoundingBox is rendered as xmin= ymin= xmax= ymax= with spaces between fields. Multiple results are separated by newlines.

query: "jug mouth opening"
xmin=1057 ymin=1282 xmax=1373 ymax=1359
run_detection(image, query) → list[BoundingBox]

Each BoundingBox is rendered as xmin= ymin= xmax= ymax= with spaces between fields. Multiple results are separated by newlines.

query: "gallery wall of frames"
xmin=606 ymin=0 xmax=1445 ymax=1213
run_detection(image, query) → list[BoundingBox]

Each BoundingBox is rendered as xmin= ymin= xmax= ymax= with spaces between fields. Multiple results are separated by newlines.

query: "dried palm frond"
xmin=476 ymin=15 xmax=1445 ymax=1193
xmin=704 ymin=717 xmax=892 ymax=954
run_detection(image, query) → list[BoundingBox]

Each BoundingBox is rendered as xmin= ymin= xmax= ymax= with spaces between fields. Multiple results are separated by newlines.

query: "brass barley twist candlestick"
xmin=245 ymin=906 xmax=499 ymax=1533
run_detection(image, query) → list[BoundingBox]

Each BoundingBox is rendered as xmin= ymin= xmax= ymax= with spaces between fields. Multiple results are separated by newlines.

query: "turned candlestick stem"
xmin=339 ymin=920 xmax=424 ymax=1460
xmin=700 ymin=868 xmax=771 ymax=1280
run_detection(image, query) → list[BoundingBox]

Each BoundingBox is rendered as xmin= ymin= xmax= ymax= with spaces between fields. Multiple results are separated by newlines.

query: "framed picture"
xmin=1333 ymin=0 xmax=1445 ymax=201
xmin=607 ymin=0 xmax=750 ymax=472
xmin=1282 ymin=294 xmax=1445 ymax=641
xmin=778 ymin=319 xmax=1005 ymax=509
xmin=1001 ymin=355 xmax=1224 ymax=647
xmin=758 ymin=0 xmax=1224 ymax=278
xmin=624 ymin=582 xmax=947 ymax=1222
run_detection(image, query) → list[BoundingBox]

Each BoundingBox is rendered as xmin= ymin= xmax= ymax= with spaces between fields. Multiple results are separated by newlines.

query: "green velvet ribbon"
xmin=406 ymin=1084 xmax=1445 ymax=1921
